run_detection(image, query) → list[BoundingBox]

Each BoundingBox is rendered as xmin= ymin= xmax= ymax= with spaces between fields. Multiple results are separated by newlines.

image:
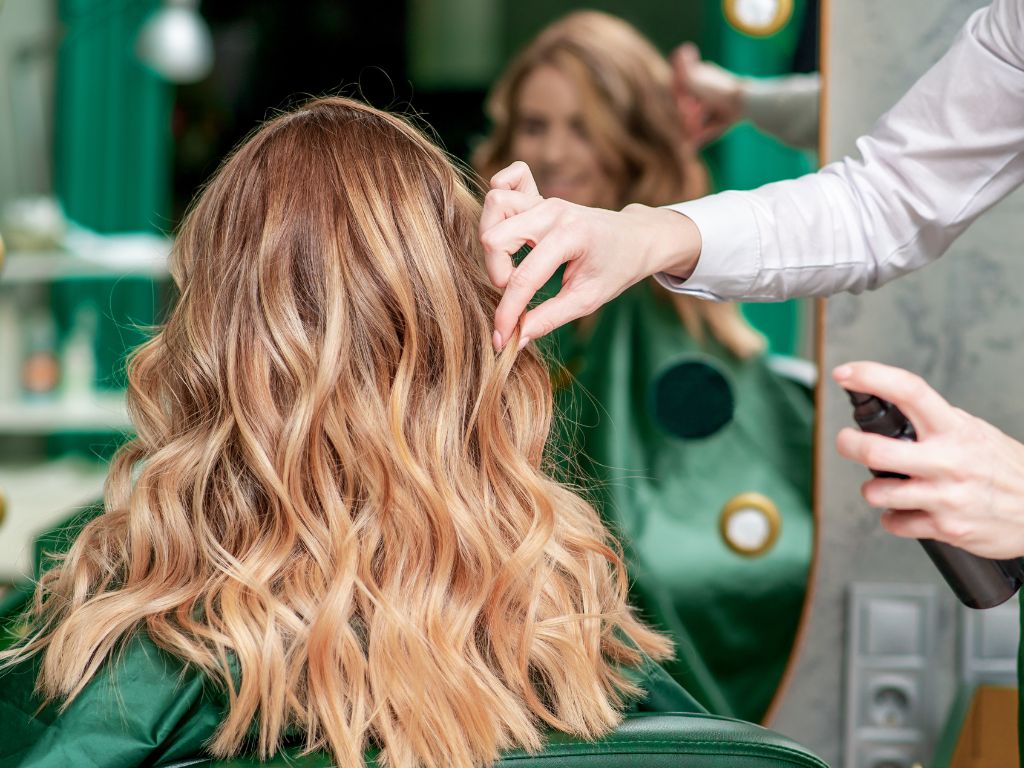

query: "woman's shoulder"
xmin=0 ymin=631 xmax=226 ymax=768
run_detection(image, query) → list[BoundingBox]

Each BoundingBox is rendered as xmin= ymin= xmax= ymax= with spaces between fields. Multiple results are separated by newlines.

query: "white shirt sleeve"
xmin=656 ymin=0 xmax=1024 ymax=302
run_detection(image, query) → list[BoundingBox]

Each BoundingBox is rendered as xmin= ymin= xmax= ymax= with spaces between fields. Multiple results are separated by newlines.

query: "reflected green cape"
xmin=544 ymin=282 xmax=814 ymax=721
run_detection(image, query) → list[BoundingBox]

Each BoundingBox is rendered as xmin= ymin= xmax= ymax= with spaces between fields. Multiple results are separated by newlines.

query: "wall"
xmin=55 ymin=0 xmax=170 ymax=233
xmin=770 ymin=1 xmax=1024 ymax=765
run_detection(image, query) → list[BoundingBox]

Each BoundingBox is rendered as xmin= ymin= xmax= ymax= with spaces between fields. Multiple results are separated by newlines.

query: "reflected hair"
xmin=474 ymin=10 xmax=693 ymax=208
xmin=3 ymin=97 xmax=671 ymax=768
xmin=475 ymin=11 xmax=764 ymax=359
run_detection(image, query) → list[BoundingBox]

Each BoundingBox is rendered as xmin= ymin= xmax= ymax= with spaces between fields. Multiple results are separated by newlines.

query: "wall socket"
xmin=845 ymin=583 xmax=939 ymax=768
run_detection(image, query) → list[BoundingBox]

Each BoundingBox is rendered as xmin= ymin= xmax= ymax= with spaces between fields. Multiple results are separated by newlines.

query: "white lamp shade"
xmin=136 ymin=5 xmax=214 ymax=84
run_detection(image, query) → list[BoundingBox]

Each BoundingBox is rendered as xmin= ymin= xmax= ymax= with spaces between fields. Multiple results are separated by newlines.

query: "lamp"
xmin=136 ymin=0 xmax=213 ymax=84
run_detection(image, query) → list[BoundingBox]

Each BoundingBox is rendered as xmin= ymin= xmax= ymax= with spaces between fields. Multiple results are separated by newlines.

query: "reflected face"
xmin=510 ymin=65 xmax=619 ymax=209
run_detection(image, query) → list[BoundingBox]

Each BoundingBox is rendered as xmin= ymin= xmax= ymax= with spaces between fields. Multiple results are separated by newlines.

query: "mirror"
xmin=455 ymin=0 xmax=822 ymax=726
xmin=0 ymin=0 xmax=822 ymax=731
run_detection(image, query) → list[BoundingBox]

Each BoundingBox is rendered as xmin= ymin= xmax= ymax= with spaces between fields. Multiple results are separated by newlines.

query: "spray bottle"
xmin=847 ymin=390 xmax=1024 ymax=609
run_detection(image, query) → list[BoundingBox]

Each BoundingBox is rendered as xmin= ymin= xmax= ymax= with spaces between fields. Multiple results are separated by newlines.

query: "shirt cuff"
xmin=654 ymin=191 xmax=761 ymax=301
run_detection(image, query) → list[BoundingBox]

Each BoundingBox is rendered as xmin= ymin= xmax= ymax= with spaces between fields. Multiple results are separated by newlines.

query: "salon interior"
xmin=0 ymin=1 xmax=1018 ymax=767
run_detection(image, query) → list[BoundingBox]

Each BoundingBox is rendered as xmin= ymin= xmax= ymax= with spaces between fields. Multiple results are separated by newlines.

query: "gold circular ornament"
xmin=719 ymin=491 xmax=781 ymax=557
xmin=723 ymin=0 xmax=794 ymax=37
xmin=0 ymin=487 xmax=6 ymax=529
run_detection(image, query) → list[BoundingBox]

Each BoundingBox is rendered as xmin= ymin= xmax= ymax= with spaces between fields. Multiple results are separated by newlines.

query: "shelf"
xmin=0 ymin=392 xmax=132 ymax=433
xmin=1 ymin=228 xmax=172 ymax=284
xmin=1 ymin=249 xmax=170 ymax=283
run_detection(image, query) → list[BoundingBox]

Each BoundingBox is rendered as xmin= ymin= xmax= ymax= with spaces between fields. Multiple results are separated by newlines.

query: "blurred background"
xmin=0 ymin=0 xmax=818 ymax=580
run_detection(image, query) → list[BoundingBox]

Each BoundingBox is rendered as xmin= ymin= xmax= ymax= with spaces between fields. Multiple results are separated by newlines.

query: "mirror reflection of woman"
xmin=475 ymin=11 xmax=815 ymax=723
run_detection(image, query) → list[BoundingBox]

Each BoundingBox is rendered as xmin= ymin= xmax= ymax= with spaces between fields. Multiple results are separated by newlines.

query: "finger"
xmin=670 ymin=42 xmax=700 ymax=92
xmin=480 ymin=187 xmax=542 ymax=244
xmin=695 ymin=115 xmax=731 ymax=146
xmin=835 ymin=428 xmax=947 ymax=478
xmin=480 ymin=201 xmax=559 ymax=291
xmin=694 ymin=125 xmax=722 ymax=148
xmin=833 ymin=361 xmax=957 ymax=436
xmin=490 ymin=161 xmax=540 ymax=196
xmin=675 ymin=95 xmax=705 ymax=140
xmin=879 ymin=509 xmax=941 ymax=541
xmin=493 ymin=233 xmax=577 ymax=348
xmin=520 ymin=290 xmax=593 ymax=344
xmin=860 ymin=477 xmax=939 ymax=511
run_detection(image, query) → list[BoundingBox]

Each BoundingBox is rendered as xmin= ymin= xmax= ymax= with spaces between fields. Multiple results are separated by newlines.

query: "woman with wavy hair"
xmin=0 ymin=96 xmax=674 ymax=768
xmin=474 ymin=12 xmax=815 ymax=723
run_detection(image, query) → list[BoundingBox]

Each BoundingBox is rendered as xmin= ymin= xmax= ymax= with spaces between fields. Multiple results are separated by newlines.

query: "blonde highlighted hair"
xmin=474 ymin=11 xmax=764 ymax=358
xmin=3 ymin=97 xmax=671 ymax=767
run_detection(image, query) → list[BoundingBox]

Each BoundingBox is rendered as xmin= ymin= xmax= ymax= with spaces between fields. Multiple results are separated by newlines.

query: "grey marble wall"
xmin=769 ymin=1 xmax=1024 ymax=765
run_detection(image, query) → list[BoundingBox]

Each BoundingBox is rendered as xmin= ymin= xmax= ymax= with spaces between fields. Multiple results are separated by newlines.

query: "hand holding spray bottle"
xmin=847 ymin=390 xmax=1024 ymax=608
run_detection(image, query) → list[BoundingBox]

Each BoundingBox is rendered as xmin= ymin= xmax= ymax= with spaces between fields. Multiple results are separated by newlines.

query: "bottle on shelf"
xmin=20 ymin=288 xmax=60 ymax=399
xmin=61 ymin=302 xmax=98 ymax=405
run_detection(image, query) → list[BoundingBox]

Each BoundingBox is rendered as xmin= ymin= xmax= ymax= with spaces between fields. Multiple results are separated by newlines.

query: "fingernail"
xmin=517 ymin=335 xmax=531 ymax=352
xmin=833 ymin=364 xmax=852 ymax=380
xmin=493 ymin=330 xmax=503 ymax=350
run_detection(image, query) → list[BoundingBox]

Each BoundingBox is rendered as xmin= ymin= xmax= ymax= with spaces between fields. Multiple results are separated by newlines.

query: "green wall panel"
xmin=54 ymin=0 xmax=172 ymax=234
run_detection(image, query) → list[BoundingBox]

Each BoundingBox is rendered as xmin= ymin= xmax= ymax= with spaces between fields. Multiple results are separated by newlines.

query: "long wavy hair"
xmin=3 ymin=97 xmax=671 ymax=767
xmin=474 ymin=11 xmax=764 ymax=358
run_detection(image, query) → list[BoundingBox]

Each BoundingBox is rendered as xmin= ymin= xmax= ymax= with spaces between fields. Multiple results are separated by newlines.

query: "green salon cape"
xmin=543 ymin=281 xmax=814 ymax=723
xmin=0 ymin=508 xmax=704 ymax=768
xmin=0 ymin=633 xmax=225 ymax=767
xmin=0 ymin=629 xmax=700 ymax=768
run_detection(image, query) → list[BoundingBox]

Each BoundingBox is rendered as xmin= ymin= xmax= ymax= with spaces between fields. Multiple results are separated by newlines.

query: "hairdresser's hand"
xmin=671 ymin=43 xmax=744 ymax=148
xmin=834 ymin=361 xmax=1024 ymax=560
xmin=480 ymin=161 xmax=702 ymax=350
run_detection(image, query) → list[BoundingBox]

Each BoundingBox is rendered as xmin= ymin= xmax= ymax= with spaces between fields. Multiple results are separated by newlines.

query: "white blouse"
xmin=658 ymin=0 xmax=1024 ymax=302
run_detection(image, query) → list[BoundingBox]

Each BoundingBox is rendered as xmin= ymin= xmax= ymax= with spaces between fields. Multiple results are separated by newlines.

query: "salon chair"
xmin=163 ymin=713 xmax=829 ymax=768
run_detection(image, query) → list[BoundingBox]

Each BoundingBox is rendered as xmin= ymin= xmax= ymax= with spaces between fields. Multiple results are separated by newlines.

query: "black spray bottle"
xmin=847 ymin=390 xmax=1024 ymax=609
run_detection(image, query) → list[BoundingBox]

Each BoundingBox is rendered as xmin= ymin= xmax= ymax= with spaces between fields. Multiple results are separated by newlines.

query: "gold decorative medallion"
xmin=719 ymin=491 xmax=781 ymax=557
xmin=723 ymin=0 xmax=794 ymax=37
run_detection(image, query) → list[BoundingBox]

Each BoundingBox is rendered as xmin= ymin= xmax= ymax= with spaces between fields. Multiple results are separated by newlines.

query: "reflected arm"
xmin=742 ymin=73 xmax=820 ymax=151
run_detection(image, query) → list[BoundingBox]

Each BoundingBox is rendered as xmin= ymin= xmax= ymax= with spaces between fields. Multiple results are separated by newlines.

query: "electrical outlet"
xmin=865 ymin=674 xmax=917 ymax=729
xmin=845 ymin=584 xmax=939 ymax=768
